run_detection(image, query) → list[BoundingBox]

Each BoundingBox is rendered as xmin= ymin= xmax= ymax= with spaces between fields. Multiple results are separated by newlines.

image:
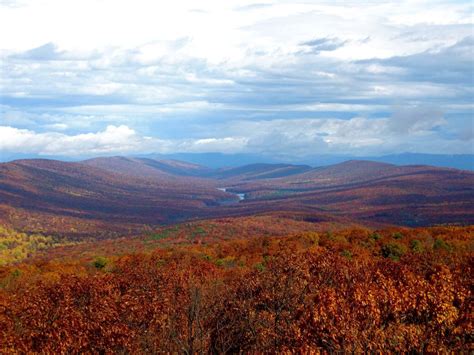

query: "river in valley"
xmin=217 ymin=187 xmax=245 ymax=203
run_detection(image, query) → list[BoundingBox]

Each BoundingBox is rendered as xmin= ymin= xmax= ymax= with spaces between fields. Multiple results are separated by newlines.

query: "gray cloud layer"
xmin=0 ymin=0 xmax=473 ymax=158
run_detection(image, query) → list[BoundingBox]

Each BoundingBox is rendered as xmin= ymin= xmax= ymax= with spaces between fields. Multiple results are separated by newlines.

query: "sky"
xmin=0 ymin=0 xmax=473 ymax=160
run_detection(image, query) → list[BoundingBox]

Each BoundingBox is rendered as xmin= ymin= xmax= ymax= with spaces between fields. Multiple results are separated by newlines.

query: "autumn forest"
xmin=0 ymin=157 xmax=473 ymax=353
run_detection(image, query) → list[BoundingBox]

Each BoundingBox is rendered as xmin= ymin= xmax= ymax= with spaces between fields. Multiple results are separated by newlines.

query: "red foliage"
xmin=1 ymin=224 xmax=472 ymax=352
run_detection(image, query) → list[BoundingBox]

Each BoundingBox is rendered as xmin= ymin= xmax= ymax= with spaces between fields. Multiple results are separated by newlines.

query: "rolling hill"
xmin=208 ymin=163 xmax=312 ymax=180
xmin=82 ymin=156 xmax=213 ymax=179
xmin=0 ymin=159 xmax=229 ymax=238
xmin=222 ymin=160 xmax=474 ymax=226
xmin=0 ymin=157 xmax=472 ymax=237
xmin=228 ymin=160 xmax=473 ymax=191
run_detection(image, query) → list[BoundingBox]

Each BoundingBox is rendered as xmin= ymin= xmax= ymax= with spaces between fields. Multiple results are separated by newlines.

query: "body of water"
xmin=217 ymin=187 xmax=245 ymax=201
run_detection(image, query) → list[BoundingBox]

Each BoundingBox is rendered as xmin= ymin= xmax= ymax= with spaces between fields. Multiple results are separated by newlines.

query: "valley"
xmin=0 ymin=157 xmax=472 ymax=238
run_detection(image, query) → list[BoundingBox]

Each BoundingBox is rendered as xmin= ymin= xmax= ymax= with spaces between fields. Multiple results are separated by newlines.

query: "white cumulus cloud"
xmin=0 ymin=125 xmax=166 ymax=156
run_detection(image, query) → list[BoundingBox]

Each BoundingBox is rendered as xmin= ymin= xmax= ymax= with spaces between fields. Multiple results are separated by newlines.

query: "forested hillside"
xmin=1 ymin=158 xmax=473 ymax=239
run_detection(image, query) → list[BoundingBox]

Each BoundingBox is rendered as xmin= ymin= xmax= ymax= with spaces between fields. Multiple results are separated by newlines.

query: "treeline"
xmin=0 ymin=226 xmax=472 ymax=352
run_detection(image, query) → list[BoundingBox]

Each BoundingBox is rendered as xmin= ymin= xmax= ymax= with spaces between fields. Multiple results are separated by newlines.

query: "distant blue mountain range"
xmin=359 ymin=153 xmax=474 ymax=171
xmin=137 ymin=152 xmax=473 ymax=171
xmin=1 ymin=152 xmax=472 ymax=171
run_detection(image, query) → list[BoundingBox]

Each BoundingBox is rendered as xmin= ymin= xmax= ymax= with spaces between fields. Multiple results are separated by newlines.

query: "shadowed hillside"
xmin=0 ymin=159 xmax=230 ymax=238
xmin=82 ymin=156 xmax=213 ymax=178
xmin=208 ymin=163 xmax=312 ymax=180
xmin=224 ymin=161 xmax=474 ymax=226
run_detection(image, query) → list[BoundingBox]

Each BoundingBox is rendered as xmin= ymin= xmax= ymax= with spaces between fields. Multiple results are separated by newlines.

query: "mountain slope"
xmin=210 ymin=163 xmax=312 ymax=181
xmin=82 ymin=156 xmax=212 ymax=179
xmin=0 ymin=159 xmax=227 ymax=237
xmin=224 ymin=160 xmax=474 ymax=226
xmin=231 ymin=160 xmax=469 ymax=190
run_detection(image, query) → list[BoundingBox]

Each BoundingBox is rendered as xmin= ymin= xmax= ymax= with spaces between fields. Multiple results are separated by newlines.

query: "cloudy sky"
xmin=0 ymin=0 xmax=473 ymax=159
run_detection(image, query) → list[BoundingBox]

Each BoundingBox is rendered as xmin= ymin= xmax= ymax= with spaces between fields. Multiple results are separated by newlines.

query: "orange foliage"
xmin=0 ymin=224 xmax=472 ymax=352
